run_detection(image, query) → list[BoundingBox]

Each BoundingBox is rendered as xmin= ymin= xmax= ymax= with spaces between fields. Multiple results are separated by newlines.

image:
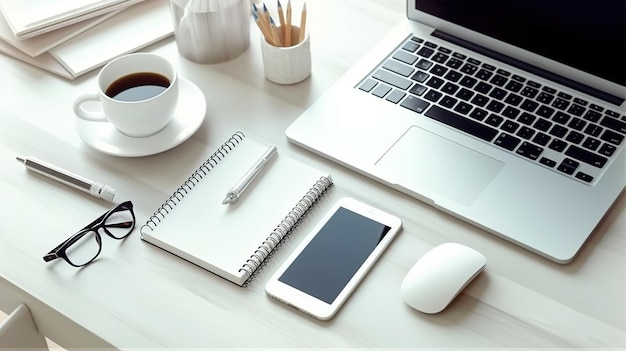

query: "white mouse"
xmin=400 ymin=242 xmax=486 ymax=314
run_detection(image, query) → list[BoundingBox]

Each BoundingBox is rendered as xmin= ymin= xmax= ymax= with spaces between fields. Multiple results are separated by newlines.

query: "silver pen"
xmin=222 ymin=146 xmax=277 ymax=205
xmin=16 ymin=156 xmax=116 ymax=202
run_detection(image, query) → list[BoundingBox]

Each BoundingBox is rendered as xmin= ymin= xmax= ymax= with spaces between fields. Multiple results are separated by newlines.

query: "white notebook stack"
xmin=0 ymin=0 xmax=173 ymax=79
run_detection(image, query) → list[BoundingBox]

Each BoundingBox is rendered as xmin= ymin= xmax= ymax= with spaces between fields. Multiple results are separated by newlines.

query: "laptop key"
xmin=446 ymin=58 xmax=464 ymax=69
xmin=455 ymin=88 xmax=474 ymax=101
xmin=600 ymin=116 xmax=626 ymax=134
xmin=409 ymin=84 xmax=428 ymax=96
xmin=485 ymin=114 xmax=504 ymax=127
xmin=441 ymin=82 xmax=459 ymax=95
xmin=470 ymin=108 xmax=489 ymax=121
xmin=584 ymin=124 xmax=603 ymax=137
xmin=494 ymin=133 xmax=521 ymax=151
xmin=454 ymin=102 xmax=473 ymax=115
xmin=490 ymin=74 xmax=508 ymax=86
xmin=430 ymin=64 xmax=448 ymax=76
xmin=424 ymin=105 xmax=498 ymax=142
xmin=424 ymin=90 xmax=443 ymax=102
xmin=411 ymin=71 xmax=430 ymax=83
xmin=557 ymin=158 xmax=579 ymax=175
xmin=460 ymin=63 xmax=479 ymax=75
xmin=416 ymin=58 xmax=433 ymax=70
xmin=440 ymin=96 xmax=458 ymax=108
xmin=400 ymin=95 xmax=430 ymax=113
xmin=459 ymin=76 xmax=478 ymax=89
xmin=534 ymin=118 xmax=552 ymax=132
xmin=383 ymin=60 xmax=415 ymax=77
xmin=539 ymin=157 xmax=557 ymax=167
xmin=553 ymin=111 xmax=571 ymax=125
xmin=552 ymin=98 xmax=570 ymax=110
xmin=504 ymin=80 xmax=523 ymax=92
xmin=537 ymin=92 xmax=555 ymax=104
xmin=392 ymin=50 xmax=418 ymax=65
xmin=444 ymin=70 xmax=463 ymax=82
xmin=372 ymin=84 xmax=392 ymax=98
xmin=584 ymin=110 xmax=602 ymax=123
xmin=386 ymin=90 xmax=406 ymax=104
xmin=402 ymin=41 xmax=420 ymax=53
xmin=582 ymin=137 xmax=601 ymax=151
xmin=426 ymin=77 xmax=445 ymax=89
xmin=521 ymin=86 xmax=539 ymax=98
xmin=565 ymin=145 xmax=607 ymax=168
xmin=372 ymin=70 xmax=412 ymax=90
xmin=600 ymin=129 xmax=625 ymax=145
xmin=502 ymin=120 xmax=520 ymax=133
xmin=504 ymin=93 xmax=523 ymax=106
xmin=432 ymin=53 xmax=449 ymax=63
xmin=520 ymin=99 xmax=539 ymax=113
xmin=516 ymin=141 xmax=543 ymax=160
xmin=575 ymin=172 xmax=594 ymax=183
xmin=532 ymin=132 xmax=551 ymax=146
xmin=567 ymin=104 xmax=586 ymax=116
xmin=598 ymin=143 xmax=617 ymax=157
xmin=475 ymin=82 xmax=492 ymax=94
xmin=359 ymin=79 xmax=378 ymax=92
xmin=489 ymin=87 xmax=507 ymax=100
xmin=548 ymin=139 xmax=568 ymax=152
xmin=417 ymin=47 xmax=435 ymax=58
xmin=502 ymin=106 xmax=520 ymax=119
xmin=476 ymin=69 xmax=493 ymax=81
xmin=471 ymin=94 xmax=489 ymax=107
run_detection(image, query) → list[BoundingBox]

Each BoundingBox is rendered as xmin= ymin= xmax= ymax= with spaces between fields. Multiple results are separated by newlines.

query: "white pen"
xmin=222 ymin=146 xmax=277 ymax=205
xmin=16 ymin=156 xmax=116 ymax=202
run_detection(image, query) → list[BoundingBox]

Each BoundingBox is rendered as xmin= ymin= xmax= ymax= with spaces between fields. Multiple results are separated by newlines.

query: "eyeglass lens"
xmin=65 ymin=231 xmax=101 ymax=266
xmin=64 ymin=205 xmax=134 ymax=266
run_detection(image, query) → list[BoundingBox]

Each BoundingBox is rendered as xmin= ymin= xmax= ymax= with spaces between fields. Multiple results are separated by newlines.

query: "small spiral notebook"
xmin=140 ymin=132 xmax=333 ymax=286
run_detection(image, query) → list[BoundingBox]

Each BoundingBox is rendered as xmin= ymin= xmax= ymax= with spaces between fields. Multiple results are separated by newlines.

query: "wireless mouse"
xmin=400 ymin=242 xmax=486 ymax=314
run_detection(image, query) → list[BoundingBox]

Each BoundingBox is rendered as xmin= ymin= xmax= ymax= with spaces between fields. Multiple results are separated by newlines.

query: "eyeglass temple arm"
xmin=42 ymin=211 xmax=109 ymax=262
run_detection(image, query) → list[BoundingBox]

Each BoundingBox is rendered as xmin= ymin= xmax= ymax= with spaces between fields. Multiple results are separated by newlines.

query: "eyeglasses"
xmin=43 ymin=201 xmax=135 ymax=267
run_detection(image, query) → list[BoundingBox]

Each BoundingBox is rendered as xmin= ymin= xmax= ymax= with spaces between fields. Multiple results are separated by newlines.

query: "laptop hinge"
xmin=432 ymin=30 xmax=625 ymax=107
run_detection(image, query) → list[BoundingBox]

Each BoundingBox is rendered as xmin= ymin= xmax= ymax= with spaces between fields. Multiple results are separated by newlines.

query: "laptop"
xmin=286 ymin=0 xmax=625 ymax=263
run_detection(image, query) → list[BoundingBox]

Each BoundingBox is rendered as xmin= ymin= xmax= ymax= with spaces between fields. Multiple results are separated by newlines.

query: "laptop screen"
xmin=415 ymin=0 xmax=626 ymax=88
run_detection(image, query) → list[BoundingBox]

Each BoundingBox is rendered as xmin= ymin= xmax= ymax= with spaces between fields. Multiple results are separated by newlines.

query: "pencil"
xmin=262 ymin=3 xmax=271 ymax=32
xmin=277 ymin=0 xmax=286 ymax=34
xmin=285 ymin=0 xmax=292 ymax=46
xmin=298 ymin=2 xmax=306 ymax=44
xmin=270 ymin=16 xmax=283 ymax=47
xmin=253 ymin=11 xmax=275 ymax=46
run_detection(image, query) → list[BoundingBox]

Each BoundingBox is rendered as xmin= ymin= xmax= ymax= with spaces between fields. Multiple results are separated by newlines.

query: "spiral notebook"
xmin=140 ymin=132 xmax=333 ymax=286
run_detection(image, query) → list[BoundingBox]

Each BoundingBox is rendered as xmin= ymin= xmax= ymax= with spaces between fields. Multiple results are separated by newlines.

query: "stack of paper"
xmin=0 ymin=0 xmax=173 ymax=79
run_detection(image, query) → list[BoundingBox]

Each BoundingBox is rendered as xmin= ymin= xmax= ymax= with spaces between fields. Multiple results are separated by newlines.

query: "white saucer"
xmin=75 ymin=78 xmax=206 ymax=157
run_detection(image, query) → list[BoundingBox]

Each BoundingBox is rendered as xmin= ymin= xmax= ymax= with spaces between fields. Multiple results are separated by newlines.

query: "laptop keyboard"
xmin=358 ymin=35 xmax=626 ymax=184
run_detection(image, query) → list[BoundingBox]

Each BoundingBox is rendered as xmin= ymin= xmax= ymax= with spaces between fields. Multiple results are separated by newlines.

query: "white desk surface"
xmin=1 ymin=0 xmax=625 ymax=349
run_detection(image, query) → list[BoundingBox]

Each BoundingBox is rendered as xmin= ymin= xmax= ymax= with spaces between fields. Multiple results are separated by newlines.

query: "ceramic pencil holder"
xmin=260 ymin=26 xmax=311 ymax=85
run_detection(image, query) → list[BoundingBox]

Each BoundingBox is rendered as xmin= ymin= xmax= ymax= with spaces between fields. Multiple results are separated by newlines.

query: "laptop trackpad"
xmin=376 ymin=126 xmax=504 ymax=206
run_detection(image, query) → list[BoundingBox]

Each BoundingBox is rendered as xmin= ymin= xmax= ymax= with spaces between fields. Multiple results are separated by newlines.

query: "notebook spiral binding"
xmin=140 ymin=131 xmax=246 ymax=235
xmin=239 ymin=175 xmax=333 ymax=286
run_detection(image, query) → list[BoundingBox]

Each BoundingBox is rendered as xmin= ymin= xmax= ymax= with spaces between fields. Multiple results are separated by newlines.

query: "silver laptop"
xmin=286 ymin=0 xmax=625 ymax=263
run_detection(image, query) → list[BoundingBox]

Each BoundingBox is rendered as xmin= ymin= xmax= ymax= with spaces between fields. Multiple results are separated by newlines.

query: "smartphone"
xmin=265 ymin=197 xmax=402 ymax=320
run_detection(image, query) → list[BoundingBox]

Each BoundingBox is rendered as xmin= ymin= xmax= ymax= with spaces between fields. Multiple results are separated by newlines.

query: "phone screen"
xmin=278 ymin=207 xmax=391 ymax=304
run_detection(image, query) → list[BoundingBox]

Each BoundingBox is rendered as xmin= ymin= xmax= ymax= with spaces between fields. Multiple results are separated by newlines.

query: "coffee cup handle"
xmin=73 ymin=93 xmax=107 ymax=122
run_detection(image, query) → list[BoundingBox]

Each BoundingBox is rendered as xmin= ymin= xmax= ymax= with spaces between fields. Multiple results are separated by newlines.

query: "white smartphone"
xmin=265 ymin=197 xmax=402 ymax=320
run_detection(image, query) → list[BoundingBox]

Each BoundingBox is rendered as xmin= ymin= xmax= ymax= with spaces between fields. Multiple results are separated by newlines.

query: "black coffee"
xmin=105 ymin=72 xmax=170 ymax=102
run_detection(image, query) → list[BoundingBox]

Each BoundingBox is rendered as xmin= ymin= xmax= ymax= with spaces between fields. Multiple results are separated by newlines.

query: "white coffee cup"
xmin=73 ymin=53 xmax=179 ymax=138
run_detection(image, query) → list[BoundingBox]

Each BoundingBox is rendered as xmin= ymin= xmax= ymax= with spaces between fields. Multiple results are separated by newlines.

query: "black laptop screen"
xmin=416 ymin=0 xmax=626 ymax=87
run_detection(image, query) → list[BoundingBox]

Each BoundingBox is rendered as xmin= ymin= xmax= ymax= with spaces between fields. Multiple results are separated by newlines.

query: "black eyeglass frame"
xmin=43 ymin=200 xmax=136 ymax=267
